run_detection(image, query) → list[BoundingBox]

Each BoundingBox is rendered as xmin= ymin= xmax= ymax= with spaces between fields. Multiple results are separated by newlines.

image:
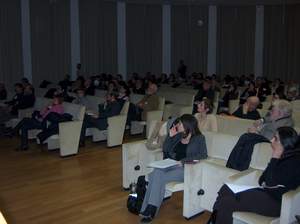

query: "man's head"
xmin=270 ymin=100 xmax=293 ymax=121
xmin=106 ymin=91 xmax=118 ymax=102
xmin=24 ymin=85 xmax=34 ymax=95
xmin=246 ymin=96 xmax=260 ymax=112
xmin=202 ymin=80 xmax=211 ymax=91
xmin=76 ymin=88 xmax=85 ymax=98
xmin=147 ymin=83 xmax=158 ymax=95
xmin=14 ymin=83 xmax=24 ymax=94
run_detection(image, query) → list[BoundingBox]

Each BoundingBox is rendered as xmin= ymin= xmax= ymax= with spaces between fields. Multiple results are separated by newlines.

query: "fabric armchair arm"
xmin=226 ymin=170 xmax=262 ymax=186
xmin=107 ymin=114 xmax=127 ymax=147
xmin=280 ymin=186 xmax=300 ymax=224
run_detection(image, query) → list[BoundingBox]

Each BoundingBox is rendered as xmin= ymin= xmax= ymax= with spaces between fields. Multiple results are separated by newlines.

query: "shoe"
xmin=79 ymin=141 xmax=85 ymax=147
xmin=15 ymin=146 xmax=28 ymax=151
xmin=140 ymin=216 xmax=153 ymax=224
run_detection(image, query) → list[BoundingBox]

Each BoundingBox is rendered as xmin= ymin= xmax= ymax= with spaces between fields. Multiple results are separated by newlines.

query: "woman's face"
xmin=197 ymin=101 xmax=207 ymax=113
xmin=271 ymin=132 xmax=284 ymax=156
xmin=53 ymin=97 xmax=61 ymax=105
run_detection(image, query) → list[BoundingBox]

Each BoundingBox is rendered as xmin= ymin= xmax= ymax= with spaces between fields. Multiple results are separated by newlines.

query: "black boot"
xmin=206 ymin=210 xmax=217 ymax=224
xmin=140 ymin=205 xmax=157 ymax=223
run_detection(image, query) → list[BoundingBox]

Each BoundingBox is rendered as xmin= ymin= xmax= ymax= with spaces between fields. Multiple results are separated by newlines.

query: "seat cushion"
xmin=233 ymin=212 xmax=279 ymax=224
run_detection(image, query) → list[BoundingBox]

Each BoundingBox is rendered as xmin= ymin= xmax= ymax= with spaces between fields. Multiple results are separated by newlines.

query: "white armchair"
xmin=230 ymin=170 xmax=300 ymax=224
xmin=130 ymin=96 xmax=165 ymax=138
xmin=46 ymin=102 xmax=86 ymax=157
xmin=90 ymin=101 xmax=129 ymax=147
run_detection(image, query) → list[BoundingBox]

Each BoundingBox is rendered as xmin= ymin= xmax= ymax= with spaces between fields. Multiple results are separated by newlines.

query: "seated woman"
xmin=194 ymin=98 xmax=218 ymax=132
xmin=208 ymin=126 xmax=300 ymax=224
xmin=140 ymin=114 xmax=208 ymax=223
xmin=8 ymin=95 xmax=64 ymax=150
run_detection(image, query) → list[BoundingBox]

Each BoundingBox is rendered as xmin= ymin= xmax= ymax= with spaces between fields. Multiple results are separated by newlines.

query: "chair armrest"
xmin=147 ymin=110 xmax=163 ymax=122
xmin=280 ymin=186 xmax=300 ymax=224
xmin=226 ymin=169 xmax=262 ymax=186
xmin=18 ymin=108 xmax=34 ymax=119
xmin=107 ymin=114 xmax=127 ymax=146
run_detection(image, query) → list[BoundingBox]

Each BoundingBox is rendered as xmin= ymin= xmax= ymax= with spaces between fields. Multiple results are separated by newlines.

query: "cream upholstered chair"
xmin=291 ymin=100 xmax=300 ymax=111
xmin=159 ymin=90 xmax=195 ymax=121
xmin=216 ymin=115 xmax=254 ymax=136
xmin=46 ymin=102 xmax=86 ymax=157
xmin=228 ymin=99 xmax=240 ymax=114
xmin=89 ymin=101 xmax=129 ymax=147
xmin=182 ymin=133 xmax=272 ymax=219
xmin=0 ymin=212 xmax=7 ymax=224
xmin=230 ymin=171 xmax=300 ymax=224
xmin=130 ymin=96 xmax=165 ymax=137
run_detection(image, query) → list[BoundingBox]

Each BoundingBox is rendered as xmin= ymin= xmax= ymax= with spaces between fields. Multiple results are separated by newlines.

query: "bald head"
xmin=247 ymin=96 xmax=260 ymax=112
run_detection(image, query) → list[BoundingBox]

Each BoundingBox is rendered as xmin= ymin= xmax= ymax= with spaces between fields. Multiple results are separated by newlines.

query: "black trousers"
xmin=213 ymin=185 xmax=281 ymax=224
xmin=14 ymin=118 xmax=44 ymax=148
xmin=80 ymin=115 xmax=108 ymax=142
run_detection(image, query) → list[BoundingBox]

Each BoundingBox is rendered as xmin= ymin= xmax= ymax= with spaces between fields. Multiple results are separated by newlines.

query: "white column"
xmin=207 ymin=5 xmax=217 ymax=76
xmin=117 ymin=1 xmax=127 ymax=80
xmin=255 ymin=5 xmax=264 ymax=77
xmin=21 ymin=0 xmax=32 ymax=83
xmin=162 ymin=3 xmax=171 ymax=75
xmin=70 ymin=0 xmax=80 ymax=81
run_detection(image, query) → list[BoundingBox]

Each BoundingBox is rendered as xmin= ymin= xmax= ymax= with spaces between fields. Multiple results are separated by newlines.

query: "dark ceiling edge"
xmin=104 ymin=0 xmax=300 ymax=5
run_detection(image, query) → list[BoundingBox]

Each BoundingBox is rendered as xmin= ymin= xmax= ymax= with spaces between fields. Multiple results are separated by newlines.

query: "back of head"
xmin=277 ymin=127 xmax=299 ymax=154
xmin=272 ymin=99 xmax=293 ymax=117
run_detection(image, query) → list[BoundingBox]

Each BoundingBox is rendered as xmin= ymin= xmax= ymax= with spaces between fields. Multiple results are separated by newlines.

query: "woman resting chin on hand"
xmin=139 ymin=114 xmax=208 ymax=223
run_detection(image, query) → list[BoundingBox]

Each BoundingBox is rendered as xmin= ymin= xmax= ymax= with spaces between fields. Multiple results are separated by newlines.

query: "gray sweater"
xmin=163 ymin=133 xmax=208 ymax=163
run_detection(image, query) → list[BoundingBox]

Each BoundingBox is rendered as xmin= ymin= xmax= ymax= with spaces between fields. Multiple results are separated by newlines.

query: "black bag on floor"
xmin=127 ymin=175 xmax=147 ymax=215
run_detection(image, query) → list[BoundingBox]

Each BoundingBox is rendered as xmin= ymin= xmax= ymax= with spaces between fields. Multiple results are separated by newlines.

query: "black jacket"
xmin=98 ymin=100 xmax=122 ymax=119
xmin=163 ymin=133 xmax=208 ymax=163
xmin=232 ymin=106 xmax=261 ymax=120
xmin=258 ymin=151 xmax=300 ymax=201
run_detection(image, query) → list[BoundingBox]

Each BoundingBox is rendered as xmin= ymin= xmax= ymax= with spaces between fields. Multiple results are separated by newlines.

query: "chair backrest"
xmin=203 ymin=131 xmax=239 ymax=161
xmin=292 ymin=112 xmax=300 ymax=127
xmin=158 ymin=90 xmax=195 ymax=106
xmin=120 ymin=101 xmax=130 ymax=115
xmin=216 ymin=115 xmax=253 ymax=136
xmin=250 ymin=142 xmax=272 ymax=170
xmin=292 ymin=100 xmax=300 ymax=111
xmin=63 ymin=102 xmax=85 ymax=120
xmin=228 ymin=99 xmax=240 ymax=114
xmin=34 ymin=97 xmax=52 ymax=111
xmin=130 ymin=94 xmax=145 ymax=104
xmin=94 ymin=89 xmax=107 ymax=97
xmin=86 ymin=95 xmax=105 ymax=112
xmin=158 ymin=96 xmax=165 ymax=110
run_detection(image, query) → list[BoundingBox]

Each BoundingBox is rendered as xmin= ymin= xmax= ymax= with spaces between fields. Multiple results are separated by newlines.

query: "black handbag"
xmin=127 ymin=176 xmax=147 ymax=215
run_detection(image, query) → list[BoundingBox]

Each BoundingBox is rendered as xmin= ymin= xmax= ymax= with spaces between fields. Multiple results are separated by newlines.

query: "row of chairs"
xmin=122 ymin=116 xmax=300 ymax=224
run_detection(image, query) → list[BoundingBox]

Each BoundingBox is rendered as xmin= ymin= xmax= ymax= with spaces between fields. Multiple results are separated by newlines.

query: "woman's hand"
xmin=169 ymin=126 xmax=178 ymax=137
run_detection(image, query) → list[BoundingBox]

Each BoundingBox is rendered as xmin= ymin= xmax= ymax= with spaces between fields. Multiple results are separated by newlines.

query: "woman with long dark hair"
xmin=208 ymin=126 xmax=300 ymax=224
xmin=140 ymin=114 xmax=208 ymax=223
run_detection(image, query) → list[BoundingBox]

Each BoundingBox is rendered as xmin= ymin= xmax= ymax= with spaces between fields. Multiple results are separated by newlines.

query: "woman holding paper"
xmin=140 ymin=114 xmax=208 ymax=223
xmin=208 ymin=127 xmax=300 ymax=224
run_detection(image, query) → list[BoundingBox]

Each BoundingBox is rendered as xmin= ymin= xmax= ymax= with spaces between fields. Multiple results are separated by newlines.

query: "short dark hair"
xmin=277 ymin=127 xmax=299 ymax=153
xmin=202 ymin=98 xmax=214 ymax=114
xmin=180 ymin=114 xmax=201 ymax=137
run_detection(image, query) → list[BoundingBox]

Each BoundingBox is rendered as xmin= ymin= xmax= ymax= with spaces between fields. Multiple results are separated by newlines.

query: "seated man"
xmin=73 ymin=88 xmax=90 ymax=108
xmin=232 ymin=96 xmax=261 ymax=120
xmin=128 ymin=83 xmax=160 ymax=123
xmin=226 ymin=99 xmax=293 ymax=171
xmin=79 ymin=92 xmax=122 ymax=146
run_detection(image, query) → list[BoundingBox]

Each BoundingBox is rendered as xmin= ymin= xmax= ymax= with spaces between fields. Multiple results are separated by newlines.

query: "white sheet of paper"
xmin=226 ymin=183 xmax=260 ymax=194
xmin=147 ymin=159 xmax=179 ymax=169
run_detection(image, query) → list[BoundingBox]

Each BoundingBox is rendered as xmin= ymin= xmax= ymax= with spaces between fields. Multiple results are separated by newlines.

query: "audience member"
xmin=226 ymin=99 xmax=293 ymax=171
xmin=79 ymin=92 xmax=122 ymax=146
xmin=0 ymin=83 xmax=7 ymax=100
xmin=239 ymin=81 xmax=257 ymax=104
xmin=232 ymin=96 xmax=261 ymax=120
xmin=208 ymin=127 xmax=300 ymax=224
xmin=140 ymin=114 xmax=207 ymax=223
xmin=193 ymin=79 xmax=215 ymax=113
xmin=194 ymin=98 xmax=218 ymax=132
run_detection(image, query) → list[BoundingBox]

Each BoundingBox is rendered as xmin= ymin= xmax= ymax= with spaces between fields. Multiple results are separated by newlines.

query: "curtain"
xmin=30 ymin=0 xmax=71 ymax=86
xmin=171 ymin=5 xmax=208 ymax=75
xmin=79 ymin=0 xmax=117 ymax=76
xmin=217 ymin=6 xmax=256 ymax=78
xmin=264 ymin=4 xmax=300 ymax=82
xmin=0 ymin=0 xmax=23 ymax=88
xmin=126 ymin=3 xmax=162 ymax=76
